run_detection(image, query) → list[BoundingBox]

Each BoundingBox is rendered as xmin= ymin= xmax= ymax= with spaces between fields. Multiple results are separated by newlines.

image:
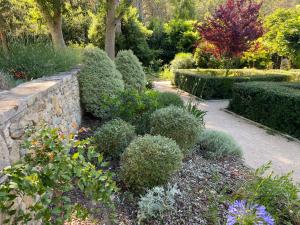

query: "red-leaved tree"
xmin=196 ymin=0 xmax=263 ymax=58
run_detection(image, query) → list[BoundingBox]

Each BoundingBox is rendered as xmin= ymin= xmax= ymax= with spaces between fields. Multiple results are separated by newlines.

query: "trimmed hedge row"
xmin=174 ymin=69 xmax=293 ymax=99
xmin=229 ymin=82 xmax=300 ymax=139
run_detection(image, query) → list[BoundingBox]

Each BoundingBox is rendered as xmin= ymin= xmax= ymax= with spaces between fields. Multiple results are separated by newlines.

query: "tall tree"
xmin=34 ymin=0 xmax=66 ymax=49
xmin=196 ymin=0 xmax=263 ymax=58
xmin=105 ymin=0 xmax=132 ymax=59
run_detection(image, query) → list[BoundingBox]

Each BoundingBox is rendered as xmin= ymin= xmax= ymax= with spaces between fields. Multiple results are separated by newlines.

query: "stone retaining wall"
xmin=0 ymin=69 xmax=82 ymax=170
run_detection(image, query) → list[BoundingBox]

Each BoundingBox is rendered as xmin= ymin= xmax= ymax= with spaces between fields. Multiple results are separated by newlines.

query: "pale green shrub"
xmin=150 ymin=106 xmax=202 ymax=155
xmin=198 ymin=129 xmax=242 ymax=159
xmin=170 ymin=52 xmax=195 ymax=70
xmin=157 ymin=92 xmax=184 ymax=108
xmin=79 ymin=47 xmax=124 ymax=119
xmin=94 ymin=119 xmax=136 ymax=159
xmin=137 ymin=184 xmax=181 ymax=224
xmin=120 ymin=135 xmax=183 ymax=193
xmin=115 ymin=50 xmax=146 ymax=91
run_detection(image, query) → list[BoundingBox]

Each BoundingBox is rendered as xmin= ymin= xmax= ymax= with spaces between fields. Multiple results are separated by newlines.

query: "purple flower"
xmin=227 ymin=200 xmax=275 ymax=225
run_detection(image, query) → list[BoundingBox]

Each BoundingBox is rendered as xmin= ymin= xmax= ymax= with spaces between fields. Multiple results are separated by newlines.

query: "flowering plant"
xmin=227 ymin=200 xmax=275 ymax=225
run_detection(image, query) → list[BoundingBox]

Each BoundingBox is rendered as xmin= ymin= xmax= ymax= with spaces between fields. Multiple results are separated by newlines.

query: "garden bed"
xmin=174 ymin=69 xmax=293 ymax=99
xmin=229 ymin=82 xmax=300 ymax=139
xmin=65 ymin=119 xmax=252 ymax=225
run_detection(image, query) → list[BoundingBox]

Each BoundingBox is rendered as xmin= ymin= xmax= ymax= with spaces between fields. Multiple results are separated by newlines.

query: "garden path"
xmin=153 ymin=80 xmax=300 ymax=183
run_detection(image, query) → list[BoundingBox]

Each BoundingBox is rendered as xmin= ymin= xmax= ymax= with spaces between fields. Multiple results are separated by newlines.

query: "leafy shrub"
xmin=137 ymin=184 xmax=181 ymax=223
xmin=94 ymin=119 xmax=136 ymax=159
xmin=0 ymin=71 xmax=16 ymax=90
xmin=157 ymin=92 xmax=184 ymax=108
xmin=235 ymin=163 xmax=300 ymax=224
xmin=120 ymin=135 xmax=183 ymax=193
xmin=0 ymin=125 xmax=116 ymax=225
xmin=0 ymin=42 xmax=81 ymax=80
xmin=115 ymin=50 xmax=146 ymax=92
xmin=197 ymin=130 xmax=242 ymax=159
xmin=170 ymin=52 xmax=195 ymax=70
xmin=106 ymin=89 xmax=160 ymax=134
xmin=174 ymin=69 xmax=292 ymax=99
xmin=229 ymin=82 xmax=300 ymax=139
xmin=150 ymin=106 xmax=202 ymax=155
xmin=159 ymin=65 xmax=174 ymax=81
xmin=79 ymin=47 xmax=124 ymax=119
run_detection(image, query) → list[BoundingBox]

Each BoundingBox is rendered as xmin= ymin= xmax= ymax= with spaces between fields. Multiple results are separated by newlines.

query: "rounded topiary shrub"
xmin=197 ymin=130 xmax=242 ymax=159
xmin=79 ymin=47 xmax=124 ymax=119
xmin=95 ymin=119 xmax=136 ymax=159
xmin=157 ymin=92 xmax=184 ymax=108
xmin=120 ymin=135 xmax=183 ymax=193
xmin=150 ymin=106 xmax=202 ymax=155
xmin=115 ymin=50 xmax=146 ymax=92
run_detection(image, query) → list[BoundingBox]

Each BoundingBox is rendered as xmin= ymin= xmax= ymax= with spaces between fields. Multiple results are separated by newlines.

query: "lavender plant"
xmin=227 ymin=200 xmax=275 ymax=225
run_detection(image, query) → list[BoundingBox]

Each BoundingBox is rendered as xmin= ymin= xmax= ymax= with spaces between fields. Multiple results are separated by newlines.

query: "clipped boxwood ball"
xmin=95 ymin=119 xmax=136 ymax=159
xmin=115 ymin=50 xmax=146 ymax=92
xmin=157 ymin=92 xmax=184 ymax=108
xmin=197 ymin=129 xmax=242 ymax=159
xmin=150 ymin=106 xmax=202 ymax=155
xmin=79 ymin=47 xmax=124 ymax=119
xmin=120 ymin=135 xmax=183 ymax=193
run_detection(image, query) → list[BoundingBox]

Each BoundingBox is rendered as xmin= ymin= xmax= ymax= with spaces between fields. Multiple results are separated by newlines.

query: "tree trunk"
xmin=0 ymin=31 xmax=9 ymax=58
xmin=105 ymin=0 xmax=118 ymax=59
xmin=48 ymin=14 xmax=66 ymax=50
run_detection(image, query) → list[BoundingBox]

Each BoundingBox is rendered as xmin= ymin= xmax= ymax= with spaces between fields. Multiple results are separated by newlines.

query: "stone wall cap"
xmin=0 ymin=69 xmax=80 ymax=125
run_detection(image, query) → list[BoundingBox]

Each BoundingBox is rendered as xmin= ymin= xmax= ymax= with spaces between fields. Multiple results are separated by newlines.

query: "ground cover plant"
xmin=174 ymin=69 xmax=293 ymax=99
xmin=229 ymin=82 xmax=300 ymax=139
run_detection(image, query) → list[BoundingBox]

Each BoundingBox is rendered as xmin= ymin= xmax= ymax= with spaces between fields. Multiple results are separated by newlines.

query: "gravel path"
xmin=153 ymin=81 xmax=300 ymax=183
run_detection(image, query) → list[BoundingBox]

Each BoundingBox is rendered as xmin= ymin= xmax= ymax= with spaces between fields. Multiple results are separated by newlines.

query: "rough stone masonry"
xmin=0 ymin=69 xmax=82 ymax=170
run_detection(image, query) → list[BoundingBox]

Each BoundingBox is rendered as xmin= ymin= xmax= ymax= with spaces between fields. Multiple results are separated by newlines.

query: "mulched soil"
xmin=65 ymin=117 xmax=253 ymax=225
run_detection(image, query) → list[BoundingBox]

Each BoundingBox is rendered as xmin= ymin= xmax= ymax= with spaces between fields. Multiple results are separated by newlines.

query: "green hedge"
xmin=229 ymin=82 xmax=300 ymax=139
xmin=174 ymin=69 xmax=293 ymax=99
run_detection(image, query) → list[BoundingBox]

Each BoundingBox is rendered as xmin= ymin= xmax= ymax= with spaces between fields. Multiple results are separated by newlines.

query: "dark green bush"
xmin=115 ymin=50 xmax=146 ymax=92
xmin=157 ymin=92 xmax=184 ymax=108
xmin=120 ymin=135 xmax=183 ymax=193
xmin=197 ymin=129 xmax=242 ymax=159
xmin=174 ymin=69 xmax=292 ymax=99
xmin=107 ymin=89 xmax=160 ymax=134
xmin=95 ymin=119 xmax=136 ymax=159
xmin=229 ymin=82 xmax=300 ymax=139
xmin=235 ymin=163 xmax=300 ymax=224
xmin=0 ymin=42 xmax=81 ymax=80
xmin=79 ymin=47 xmax=124 ymax=119
xmin=150 ymin=106 xmax=202 ymax=155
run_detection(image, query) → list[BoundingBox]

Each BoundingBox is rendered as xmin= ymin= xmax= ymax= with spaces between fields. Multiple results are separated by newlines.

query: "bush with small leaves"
xmin=0 ymin=71 xmax=16 ymax=90
xmin=170 ymin=52 xmax=195 ymax=70
xmin=197 ymin=129 xmax=242 ymax=159
xmin=95 ymin=119 xmax=136 ymax=159
xmin=157 ymin=92 xmax=184 ymax=108
xmin=115 ymin=50 xmax=146 ymax=92
xmin=79 ymin=47 xmax=124 ymax=119
xmin=120 ymin=135 xmax=183 ymax=193
xmin=137 ymin=184 xmax=181 ymax=224
xmin=150 ymin=106 xmax=202 ymax=155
